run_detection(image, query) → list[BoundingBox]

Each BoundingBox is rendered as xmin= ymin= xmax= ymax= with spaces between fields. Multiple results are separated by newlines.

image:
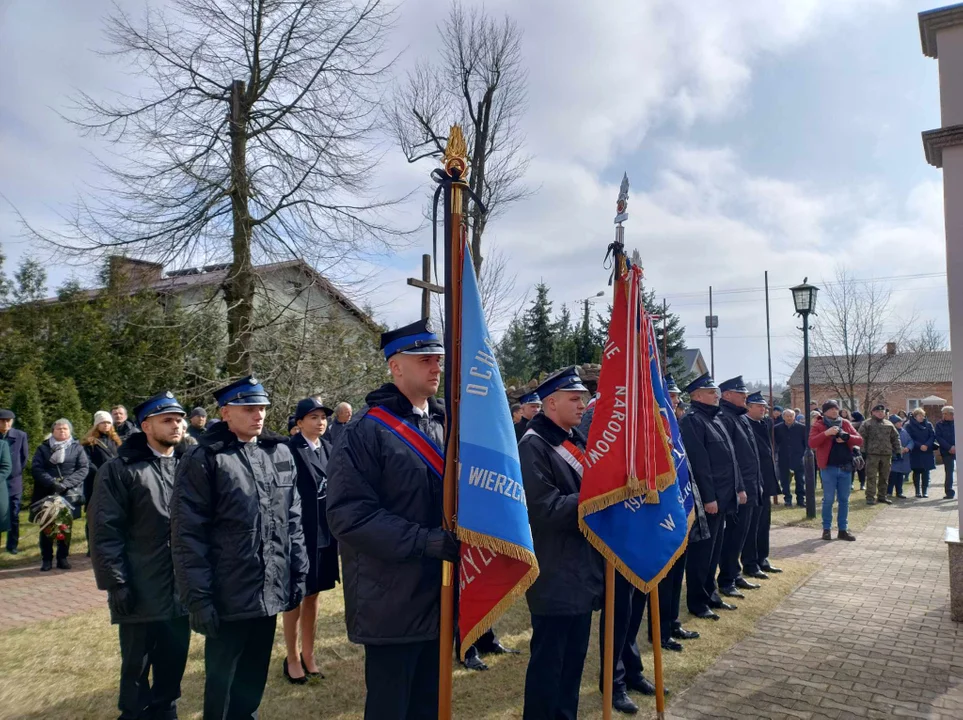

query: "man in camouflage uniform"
xmin=859 ymin=403 xmax=901 ymax=505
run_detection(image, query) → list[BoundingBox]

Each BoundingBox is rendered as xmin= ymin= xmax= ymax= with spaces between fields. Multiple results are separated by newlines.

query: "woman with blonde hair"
xmin=906 ymin=408 xmax=937 ymax=498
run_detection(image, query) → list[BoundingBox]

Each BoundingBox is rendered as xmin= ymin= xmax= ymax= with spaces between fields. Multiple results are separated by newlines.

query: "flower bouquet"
xmin=29 ymin=495 xmax=75 ymax=542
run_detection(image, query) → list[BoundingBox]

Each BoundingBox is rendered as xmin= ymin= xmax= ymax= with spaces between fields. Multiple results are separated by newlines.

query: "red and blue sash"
xmin=366 ymin=406 xmax=445 ymax=479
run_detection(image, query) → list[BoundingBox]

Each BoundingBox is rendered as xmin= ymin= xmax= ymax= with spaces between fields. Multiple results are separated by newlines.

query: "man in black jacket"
xmin=327 ymin=318 xmax=457 ymax=720
xmin=112 ymin=405 xmax=140 ymax=442
xmin=89 ymin=391 xmax=190 ymax=720
xmin=774 ymin=409 xmax=807 ymax=507
xmin=515 ymin=391 xmax=542 ymax=441
xmin=745 ymin=393 xmax=783 ymax=578
xmin=679 ymin=373 xmax=746 ymax=620
xmin=716 ymin=376 xmax=764 ymax=600
xmin=519 ymin=366 xmax=604 ymax=720
xmin=172 ymin=376 xmax=307 ymax=720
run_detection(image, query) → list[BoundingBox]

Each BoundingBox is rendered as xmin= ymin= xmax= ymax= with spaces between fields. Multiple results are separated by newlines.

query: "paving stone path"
xmin=667 ymin=497 xmax=963 ymax=720
xmin=0 ymin=554 xmax=103 ymax=631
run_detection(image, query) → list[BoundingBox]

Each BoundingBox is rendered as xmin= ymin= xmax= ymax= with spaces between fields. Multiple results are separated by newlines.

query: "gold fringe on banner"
xmin=455 ymin=527 xmax=540 ymax=659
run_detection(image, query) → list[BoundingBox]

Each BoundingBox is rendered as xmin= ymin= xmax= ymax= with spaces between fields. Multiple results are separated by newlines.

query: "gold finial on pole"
xmin=444 ymin=124 xmax=470 ymax=179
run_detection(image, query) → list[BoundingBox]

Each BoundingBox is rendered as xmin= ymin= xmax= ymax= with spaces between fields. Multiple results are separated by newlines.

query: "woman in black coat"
xmin=907 ymin=408 xmax=938 ymax=497
xmin=81 ymin=411 xmax=121 ymax=551
xmin=282 ymin=398 xmax=340 ymax=683
xmin=31 ymin=418 xmax=89 ymax=570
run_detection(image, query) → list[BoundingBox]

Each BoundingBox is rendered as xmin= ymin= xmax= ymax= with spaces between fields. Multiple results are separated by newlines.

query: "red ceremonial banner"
xmin=579 ymin=262 xmax=675 ymax=513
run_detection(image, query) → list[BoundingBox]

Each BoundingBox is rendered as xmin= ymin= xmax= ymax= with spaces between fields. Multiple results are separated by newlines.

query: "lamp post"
xmin=791 ymin=279 xmax=819 ymax=519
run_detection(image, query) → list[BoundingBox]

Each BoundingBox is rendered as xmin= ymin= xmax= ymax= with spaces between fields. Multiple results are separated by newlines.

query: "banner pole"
xmin=603 ymin=562 xmax=615 ymax=720
xmin=438 ymin=126 xmax=468 ymax=720
xmin=650 ymin=585 xmax=666 ymax=718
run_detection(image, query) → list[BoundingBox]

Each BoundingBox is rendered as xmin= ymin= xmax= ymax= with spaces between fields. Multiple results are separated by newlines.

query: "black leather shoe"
xmin=661 ymin=639 xmax=684 ymax=652
xmin=838 ymin=530 xmax=856 ymax=541
xmin=719 ymin=586 xmax=745 ymax=599
xmin=878 ymin=497 xmax=892 ymax=505
xmin=692 ymin=608 xmax=719 ymax=620
xmin=462 ymin=650 xmax=489 ymax=671
xmin=709 ymin=600 xmax=737 ymax=611
xmin=6 ymin=548 xmax=18 ymax=555
xmin=672 ymin=626 xmax=700 ymax=640
xmin=759 ymin=562 xmax=782 ymax=574
xmin=56 ymin=558 xmax=71 ymax=570
xmin=612 ymin=691 xmax=639 ymax=714
xmin=626 ymin=675 xmax=669 ymax=696
xmin=736 ymin=575 xmax=763 ymax=587
xmin=283 ymin=658 xmax=308 ymax=685
xmin=40 ymin=559 xmax=52 ymax=572
xmin=478 ymin=640 xmax=520 ymax=655
xmin=822 ymin=529 xmax=832 ymax=541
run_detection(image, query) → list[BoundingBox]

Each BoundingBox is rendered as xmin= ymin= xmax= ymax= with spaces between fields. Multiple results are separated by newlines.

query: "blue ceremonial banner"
xmin=456 ymin=243 xmax=538 ymax=654
xmin=580 ymin=309 xmax=691 ymax=592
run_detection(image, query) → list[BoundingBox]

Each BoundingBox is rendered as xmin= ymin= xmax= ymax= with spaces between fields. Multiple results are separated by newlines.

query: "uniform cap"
xmin=683 ymin=373 xmax=717 ymax=395
xmin=133 ymin=391 xmax=186 ymax=424
xmin=519 ymin=391 xmax=541 ymax=406
xmin=872 ymin=404 xmax=886 ymax=412
xmin=294 ymin=397 xmax=333 ymax=422
xmin=747 ymin=392 xmax=768 ymax=406
xmin=664 ymin=374 xmax=681 ymax=395
xmin=214 ymin=376 xmax=271 ymax=407
xmin=719 ymin=375 xmax=749 ymax=393
xmin=535 ymin=366 xmax=588 ymax=398
xmin=380 ymin=318 xmax=444 ymax=360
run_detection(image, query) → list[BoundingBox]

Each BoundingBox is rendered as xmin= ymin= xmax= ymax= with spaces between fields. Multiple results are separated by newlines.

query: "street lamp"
xmin=790 ymin=278 xmax=819 ymax=519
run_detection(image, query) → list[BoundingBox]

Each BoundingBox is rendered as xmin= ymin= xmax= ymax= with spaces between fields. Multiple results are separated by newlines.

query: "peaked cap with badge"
xmin=132 ymin=391 xmax=186 ymax=424
xmin=519 ymin=391 xmax=541 ymax=406
xmin=719 ymin=375 xmax=749 ymax=393
xmin=380 ymin=318 xmax=444 ymax=360
xmin=534 ymin=366 xmax=588 ymax=399
xmin=683 ymin=372 xmax=717 ymax=395
xmin=214 ymin=376 xmax=271 ymax=407
xmin=747 ymin=391 xmax=769 ymax=406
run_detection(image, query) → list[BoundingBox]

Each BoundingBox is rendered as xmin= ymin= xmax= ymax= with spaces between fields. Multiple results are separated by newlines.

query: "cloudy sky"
xmin=0 ymin=0 xmax=950 ymax=385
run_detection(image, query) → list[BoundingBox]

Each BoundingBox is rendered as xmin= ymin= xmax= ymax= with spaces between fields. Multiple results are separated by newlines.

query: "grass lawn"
xmin=770 ymin=477 xmax=893 ymax=532
xmin=0 ymin=556 xmax=816 ymax=719
xmin=0 ymin=511 xmax=89 ymax=569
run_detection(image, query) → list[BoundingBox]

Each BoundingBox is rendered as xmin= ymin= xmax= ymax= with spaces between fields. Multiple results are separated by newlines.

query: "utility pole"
xmin=706 ymin=286 xmax=717 ymax=377
xmin=406 ymin=253 xmax=444 ymax=320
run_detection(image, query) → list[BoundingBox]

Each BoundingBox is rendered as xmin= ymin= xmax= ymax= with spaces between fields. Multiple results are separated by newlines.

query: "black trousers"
xmin=945 ymin=457 xmax=956 ymax=496
xmin=740 ymin=504 xmax=764 ymax=575
xmin=779 ymin=462 xmax=805 ymax=504
xmin=117 ymin=617 xmax=190 ymax=720
xmin=524 ymin=613 xmax=592 ymax=720
xmin=755 ymin=499 xmax=772 ymax=568
xmin=598 ymin=572 xmax=645 ymax=694
xmin=204 ymin=615 xmax=277 ymax=720
xmin=363 ymin=639 xmax=439 ymax=720
xmin=39 ymin=532 xmax=69 ymax=562
xmin=718 ymin=504 xmax=754 ymax=588
xmin=3 ymin=490 xmax=20 ymax=551
xmin=657 ymin=550 xmax=686 ymax=639
xmin=686 ymin=511 xmax=725 ymax=615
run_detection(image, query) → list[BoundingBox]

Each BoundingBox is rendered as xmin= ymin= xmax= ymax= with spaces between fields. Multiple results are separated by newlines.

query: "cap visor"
xmin=400 ymin=346 xmax=445 ymax=355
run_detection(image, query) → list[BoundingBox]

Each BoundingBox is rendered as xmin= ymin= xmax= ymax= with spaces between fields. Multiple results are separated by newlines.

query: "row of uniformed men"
xmin=85 ymin=316 xmax=782 ymax=720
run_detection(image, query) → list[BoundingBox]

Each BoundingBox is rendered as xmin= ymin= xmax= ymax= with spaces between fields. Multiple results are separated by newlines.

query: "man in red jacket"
xmin=809 ymin=401 xmax=863 ymax=541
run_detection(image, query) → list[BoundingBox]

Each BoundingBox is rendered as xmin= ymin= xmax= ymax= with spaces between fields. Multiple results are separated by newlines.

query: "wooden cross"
xmin=406 ymin=253 xmax=444 ymax=320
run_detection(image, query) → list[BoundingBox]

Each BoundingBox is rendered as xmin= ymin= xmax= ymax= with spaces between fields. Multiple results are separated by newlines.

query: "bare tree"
xmin=809 ymin=268 xmax=923 ymax=411
xmin=388 ymin=3 xmax=531 ymax=277
xmin=22 ymin=0 xmax=404 ymax=375
xmin=908 ymin=319 xmax=948 ymax=352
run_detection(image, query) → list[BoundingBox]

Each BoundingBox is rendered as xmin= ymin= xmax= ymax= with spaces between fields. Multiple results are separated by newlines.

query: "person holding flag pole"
xmin=578 ymin=175 xmax=694 ymax=719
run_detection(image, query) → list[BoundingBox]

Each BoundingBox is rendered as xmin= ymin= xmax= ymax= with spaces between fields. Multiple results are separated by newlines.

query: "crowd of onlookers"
xmin=0 ymin=399 xmax=355 ymax=572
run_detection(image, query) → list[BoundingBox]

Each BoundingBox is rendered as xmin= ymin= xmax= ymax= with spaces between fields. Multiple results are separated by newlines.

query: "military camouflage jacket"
xmin=859 ymin=417 xmax=901 ymax=457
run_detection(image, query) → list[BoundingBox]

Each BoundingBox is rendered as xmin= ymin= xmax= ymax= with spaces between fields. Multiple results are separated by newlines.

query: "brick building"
xmin=788 ymin=346 xmax=952 ymax=419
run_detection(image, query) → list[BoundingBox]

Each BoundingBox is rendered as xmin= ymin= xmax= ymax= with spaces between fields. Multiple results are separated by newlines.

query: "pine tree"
xmin=552 ymin=304 xmax=577 ymax=368
xmin=642 ymin=288 xmax=690 ymax=385
xmin=497 ymin=316 xmax=532 ymax=384
xmin=524 ymin=283 xmax=555 ymax=377
xmin=574 ymin=299 xmax=600 ymax=364
xmin=46 ymin=377 xmax=87 ymax=437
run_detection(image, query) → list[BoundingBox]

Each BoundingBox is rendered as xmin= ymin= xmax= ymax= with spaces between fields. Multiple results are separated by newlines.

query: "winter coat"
xmin=82 ymin=435 xmax=120 ymax=509
xmin=0 ymin=428 xmax=29 ymax=496
xmin=114 ymin=419 xmax=139 ymax=442
xmin=327 ymin=383 xmax=447 ymax=644
xmin=515 ymin=416 xmax=531 ymax=442
xmin=518 ymin=413 xmax=603 ymax=616
xmin=323 ymin=419 xmax=347 ymax=446
xmin=858 ymin=417 xmax=901 ymax=457
xmin=31 ymin=439 xmax=89 ymax=515
xmin=773 ymin=421 xmax=807 ymax=468
xmin=906 ymin=417 xmax=938 ymax=471
xmin=936 ymin=420 xmax=956 ymax=461
xmin=88 ymin=432 xmax=187 ymax=624
xmin=749 ymin=417 xmax=781 ymax=496
xmin=678 ymin=402 xmax=743 ymax=515
xmin=718 ymin=400 xmax=762 ymax=506
xmin=171 ymin=422 xmax=308 ymax=622
xmin=892 ymin=427 xmax=913 ymax=474
xmin=186 ymin=424 xmax=206 ymax=442
xmin=809 ymin=416 xmax=863 ymax=470
xmin=0 ymin=441 xmax=10 ymax=533
xmin=289 ymin=433 xmax=340 ymax=596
